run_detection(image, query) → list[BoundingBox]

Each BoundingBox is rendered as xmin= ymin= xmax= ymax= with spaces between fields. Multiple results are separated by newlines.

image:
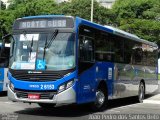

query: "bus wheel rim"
xmin=139 ymin=84 xmax=144 ymax=101
xmin=95 ymin=90 xmax=105 ymax=108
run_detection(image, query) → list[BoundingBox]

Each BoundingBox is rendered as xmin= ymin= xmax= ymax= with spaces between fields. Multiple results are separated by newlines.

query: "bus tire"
xmin=38 ymin=103 xmax=56 ymax=109
xmin=91 ymin=85 xmax=108 ymax=111
xmin=138 ymin=82 xmax=145 ymax=103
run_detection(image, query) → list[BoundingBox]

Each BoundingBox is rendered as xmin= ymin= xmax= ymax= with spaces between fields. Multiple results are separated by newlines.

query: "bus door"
xmin=77 ymin=34 xmax=96 ymax=103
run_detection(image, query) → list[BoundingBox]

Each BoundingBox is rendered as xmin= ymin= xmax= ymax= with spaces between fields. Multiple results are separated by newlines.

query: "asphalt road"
xmin=0 ymin=92 xmax=160 ymax=120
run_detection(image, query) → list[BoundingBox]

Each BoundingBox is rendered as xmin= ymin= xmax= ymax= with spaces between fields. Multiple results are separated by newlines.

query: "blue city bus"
xmin=0 ymin=43 xmax=10 ymax=92
xmin=7 ymin=15 xmax=158 ymax=110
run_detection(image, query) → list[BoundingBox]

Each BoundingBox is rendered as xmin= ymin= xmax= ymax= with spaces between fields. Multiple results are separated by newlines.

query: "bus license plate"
xmin=28 ymin=94 xmax=40 ymax=99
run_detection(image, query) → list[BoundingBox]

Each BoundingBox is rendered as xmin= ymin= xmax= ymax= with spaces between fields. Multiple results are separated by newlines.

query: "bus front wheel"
xmin=138 ymin=82 xmax=145 ymax=103
xmin=91 ymin=86 xmax=108 ymax=111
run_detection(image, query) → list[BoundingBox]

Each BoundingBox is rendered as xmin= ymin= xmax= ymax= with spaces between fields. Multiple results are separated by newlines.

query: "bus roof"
xmin=76 ymin=17 xmax=157 ymax=47
xmin=22 ymin=15 xmax=65 ymax=19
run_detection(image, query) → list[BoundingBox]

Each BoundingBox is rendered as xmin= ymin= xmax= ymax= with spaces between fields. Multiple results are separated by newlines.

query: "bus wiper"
xmin=43 ymin=29 xmax=58 ymax=60
xmin=43 ymin=36 xmax=48 ymax=60
xmin=29 ymin=36 xmax=34 ymax=56
xmin=46 ymin=29 xmax=58 ymax=48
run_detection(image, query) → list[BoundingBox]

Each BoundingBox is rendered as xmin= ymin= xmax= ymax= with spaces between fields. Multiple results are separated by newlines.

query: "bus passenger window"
xmin=114 ymin=36 xmax=124 ymax=63
xmin=133 ymin=44 xmax=143 ymax=65
xmin=124 ymin=39 xmax=135 ymax=64
xmin=95 ymin=32 xmax=114 ymax=62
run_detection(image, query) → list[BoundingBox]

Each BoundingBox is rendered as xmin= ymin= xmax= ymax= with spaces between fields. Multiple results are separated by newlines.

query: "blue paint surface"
xmin=0 ymin=83 xmax=3 ymax=91
xmin=0 ymin=68 xmax=4 ymax=91
xmin=8 ymin=70 xmax=77 ymax=91
xmin=77 ymin=62 xmax=114 ymax=104
xmin=0 ymin=68 xmax=4 ymax=82
xmin=75 ymin=17 xmax=113 ymax=34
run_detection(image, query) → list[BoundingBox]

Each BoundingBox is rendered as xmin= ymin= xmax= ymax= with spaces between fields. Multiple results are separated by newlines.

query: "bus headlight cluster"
xmin=9 ymin=81 xmax=15 ymax=92
xmin=58 ymin=80 xmax=74 ymax=93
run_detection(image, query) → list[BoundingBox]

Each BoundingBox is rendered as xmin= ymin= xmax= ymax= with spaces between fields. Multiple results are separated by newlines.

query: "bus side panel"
xmin=0 ymin=68 xmax=4 ymax=92
xmin=145 ymin=66 xmax=158 ymax=94
xmin=113 ymin=64 xmax=139 ymax=98
xmin=77 ymin=62 xmax=114 ymax=104
xmin=77 ymin=64 xmax=96 ymax=104
xmin=113 ymin=64 xmax=158 ymax=99
xmin=96 ymin=62 xmax=114 ymax=99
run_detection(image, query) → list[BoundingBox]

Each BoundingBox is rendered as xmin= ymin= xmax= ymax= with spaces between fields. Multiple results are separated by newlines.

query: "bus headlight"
xmin=58 ymin=84 xmax=65 ymax=93
xmin=58 ymin=80 xmax=74 ymax=93
xmin=9 ymin=82 xmax=14 ymax=92
xmin=66 ymin=80 xmax=74 ymax=89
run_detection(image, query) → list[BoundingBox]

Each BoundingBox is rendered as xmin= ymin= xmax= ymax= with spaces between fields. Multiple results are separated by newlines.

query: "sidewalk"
xmin=143 ymin=81 xmax=160 ymax=104
xmin=143 ymin=94 xmax=160 ymax=104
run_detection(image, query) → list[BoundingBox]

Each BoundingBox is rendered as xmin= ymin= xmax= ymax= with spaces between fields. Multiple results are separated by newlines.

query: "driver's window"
xmin=78 ymin=25 xmax=95 ymax=62
xmin=79 ymin=35 xmax=94 ymax=62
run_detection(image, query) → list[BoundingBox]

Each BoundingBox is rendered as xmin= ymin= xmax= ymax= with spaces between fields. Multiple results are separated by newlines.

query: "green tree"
xmin=112 ymin=0 xmax=160 ymax=43
xmin=56 ymin=0 xmax=115 ymax=25
xmin=8 ymin=0 xmax=57 ymax=18
xmin=8 ymin=0 xmax=26 ymax=10
xmin=0 ymin=10 xmax=15 ymax=40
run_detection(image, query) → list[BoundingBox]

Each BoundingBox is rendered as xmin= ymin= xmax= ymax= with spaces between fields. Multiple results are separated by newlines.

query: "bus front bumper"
xmin=8 ymin=85 xmax=76 ymax=105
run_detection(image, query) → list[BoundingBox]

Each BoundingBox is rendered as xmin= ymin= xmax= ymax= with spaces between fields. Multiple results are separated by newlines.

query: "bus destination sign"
xmin=20 ymin=20 xmax=66 ymax=29
xmin=14 ymin=18 xmax=74 ymax=29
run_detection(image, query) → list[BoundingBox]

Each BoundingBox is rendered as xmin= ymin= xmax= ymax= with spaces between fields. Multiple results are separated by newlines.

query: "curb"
xmin=143 ymin=99 xmax=160 ymax=104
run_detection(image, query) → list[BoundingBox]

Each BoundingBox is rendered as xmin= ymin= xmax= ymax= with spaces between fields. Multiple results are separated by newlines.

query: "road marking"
xmin=116 ymin=104 xmax=140 ymax=109
xmin=4 ymin=101 xmax=15 ymax=105
xmin=106 ymin=103 xmax=142 ymax=112
xmin=143 ymin=100 xmax=160 ymax=104
xmin=107 ymin=110 xmax=120 ymax=113
xmin=97 ymin=110 xmax=120 ymax=114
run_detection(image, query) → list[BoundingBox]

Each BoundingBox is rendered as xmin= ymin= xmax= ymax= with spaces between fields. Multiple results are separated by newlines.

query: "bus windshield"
xmin=10 ymin=32 xmax=75 ymax=71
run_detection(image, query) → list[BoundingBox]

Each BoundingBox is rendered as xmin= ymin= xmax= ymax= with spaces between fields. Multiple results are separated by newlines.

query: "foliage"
xmin=0 ymin=10 xmax=15 ymax=40
xmin=112 ymin=0 xmax=160 ymax=43
xmin=56 ymin=0 xmax=115 ymax=25
xmin=8 ymin=0 xmax=57 ymax=17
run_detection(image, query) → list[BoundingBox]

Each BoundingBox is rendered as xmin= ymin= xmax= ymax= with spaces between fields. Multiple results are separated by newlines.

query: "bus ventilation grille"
xmin=9 ymin=69 xmax=75 ymax=81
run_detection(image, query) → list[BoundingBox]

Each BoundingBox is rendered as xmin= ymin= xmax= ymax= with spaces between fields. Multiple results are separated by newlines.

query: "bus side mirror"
xmin=2 ymin=34 xmax=14 ymax=57
xmin=1 ymin=34 xmax=11 ymax=54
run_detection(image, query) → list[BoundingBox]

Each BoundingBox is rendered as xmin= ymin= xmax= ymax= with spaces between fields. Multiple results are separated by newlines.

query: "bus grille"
xmin=9 ymin=69 xmax=75 ymax=81
xmin=15 ymin=89 xmax=57 ymax=99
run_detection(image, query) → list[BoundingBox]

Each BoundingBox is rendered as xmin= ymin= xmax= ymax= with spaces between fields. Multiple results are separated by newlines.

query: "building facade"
xmin=1 ymin=0 xmax=9 ymax=8
xmin=96 ymin=0 xmax=116 ymax=9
